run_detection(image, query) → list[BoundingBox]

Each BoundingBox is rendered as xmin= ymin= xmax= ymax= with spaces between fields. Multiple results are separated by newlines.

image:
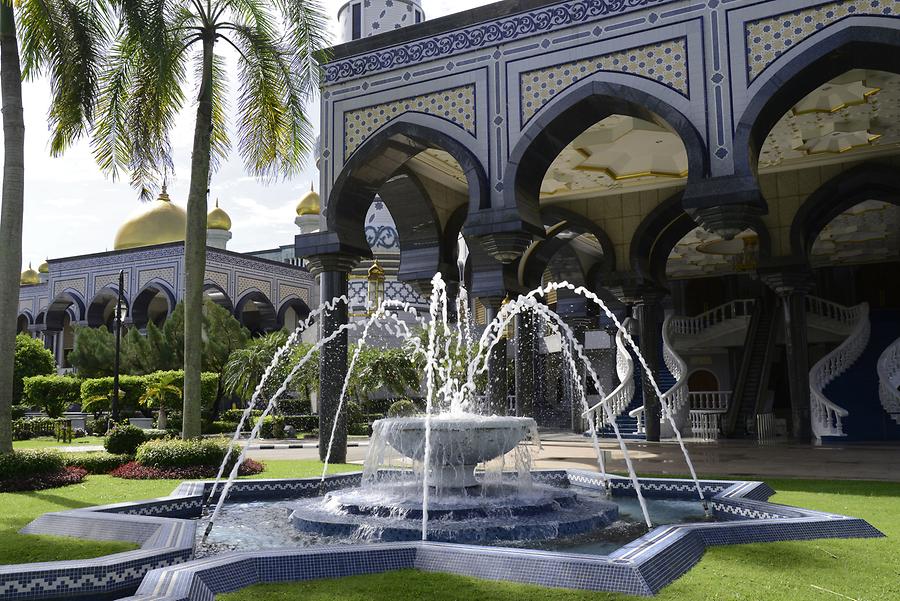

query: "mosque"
xmin=293 ymin=0 xmax=900 ymax=449
xmin=16 ymin=178 xmax=418 ymax=371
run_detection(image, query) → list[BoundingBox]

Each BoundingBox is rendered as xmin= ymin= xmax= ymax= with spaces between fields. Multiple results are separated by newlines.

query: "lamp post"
xmin=367 ymin=259 xmax=385 ymax=314
xmin=112 ymin=269 xmax=125 ymax=423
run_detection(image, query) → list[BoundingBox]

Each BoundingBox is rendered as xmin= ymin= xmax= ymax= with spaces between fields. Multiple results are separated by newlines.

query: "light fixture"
xmin=367 ymin=259 xmax=385 ymax=315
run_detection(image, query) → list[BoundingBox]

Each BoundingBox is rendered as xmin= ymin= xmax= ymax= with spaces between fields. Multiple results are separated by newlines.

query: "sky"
xmin=6 ymin=0 xmax=488 ymax=270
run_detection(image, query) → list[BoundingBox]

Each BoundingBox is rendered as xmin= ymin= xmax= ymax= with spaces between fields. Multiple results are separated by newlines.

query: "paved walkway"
xmin=246 ymin=431 xmax=900 ymax=482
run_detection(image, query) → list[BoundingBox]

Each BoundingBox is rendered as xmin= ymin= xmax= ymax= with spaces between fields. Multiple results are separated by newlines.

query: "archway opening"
xmin=278 ymin=299 xmax=311 ymax=331
xmin=132 ymin=285 xmax=173 ymax=329
xmin=16 ymin=314 xmax=30 ymax=335
xmin=87 ymin=289 xmax=125 ymax=330
xmin=236 ymin=292 xmax=277 ymax=336
xmin=203 ymin=284 xmax=234 ymax=313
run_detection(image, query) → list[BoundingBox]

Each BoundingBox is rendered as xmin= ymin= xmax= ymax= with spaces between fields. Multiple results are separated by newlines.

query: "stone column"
xmin=481 ymin=297 xmax=507 ymax=416
xmin=761 ymin=266 xmax=814 ymax=441
xmin=305 ymin=252 xmax=361 ymax=463
xmin=633 ymin=294 xmax=665 ymax=442
xmin=515 ymin=309 xmax=536 ymax=417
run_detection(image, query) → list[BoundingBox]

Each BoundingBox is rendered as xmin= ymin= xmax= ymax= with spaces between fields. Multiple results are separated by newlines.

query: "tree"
xmin=348 ymin=346 xmax=420 ymax=409
xmin=13 ymin=334 xmax=55 ymax=405
xmin=222 ymin=330 xmax=288 ymax=402
xmin=0 ymin=2 xmax=109 ymax=453
xmin=139 ymin=372 xmax=181 ymax=430
xmin=93 ymin=1 xmax=327 ymax=439
xmin=67 ymin=326 xmax=116 ymax=377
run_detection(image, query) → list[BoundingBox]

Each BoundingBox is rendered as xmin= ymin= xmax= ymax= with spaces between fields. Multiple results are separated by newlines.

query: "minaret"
xmin=295 ymin=184 xmax=321 ymax=235
xmin=206 ymin=199 xmax=233 ymax=249
xmin=337 ymin=0 xmax=425 ymax=43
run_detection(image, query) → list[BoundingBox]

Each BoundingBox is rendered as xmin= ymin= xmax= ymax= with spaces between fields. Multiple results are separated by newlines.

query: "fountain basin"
xmin=375 ymin=415 xmax=535 ymax=489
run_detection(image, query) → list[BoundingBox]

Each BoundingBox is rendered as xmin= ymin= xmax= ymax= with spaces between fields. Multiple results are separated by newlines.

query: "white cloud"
xmin=2 ymin=0 xmax=492 ymax=269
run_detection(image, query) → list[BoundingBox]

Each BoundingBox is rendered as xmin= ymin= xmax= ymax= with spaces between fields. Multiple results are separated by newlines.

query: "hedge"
xmin=23 ymin=375 xmax=81 ymax=418
xmin=62 ymin=452 xmax=131 ymax=474
xmin=135 ymin=437 xmax=236 ymax=469
xmin=0 ymin=449 xmax=64 ymax=480
xmin=12 ymin=417 xmax=57 ymax=440
xmin=146 ymin=370 xmax=219 ymax=410
xmin=80 ymin=375 xmax=148 ymax=412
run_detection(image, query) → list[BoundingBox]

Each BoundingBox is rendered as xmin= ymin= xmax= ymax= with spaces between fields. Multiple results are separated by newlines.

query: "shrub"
xmin=147 ymin=370 xmax=219 ymax=410
xmin=388 ymin=399 xmax=418 ymax=417
xmin=104 ymin=425 xmax=147 ymax=455
xmin=12 ymin=417 xmax=57 ymax=440
xmin=11 ymin=404 xmax=30 ymax=420
xmin=348 ymin=422 xmax=370 ymax=436
xmin=0 ymin=449 xmax=64 ymax=480
xmin=80 ymin=376 xmax=148 ymax=414
xmin=283 ymin=415 xmax=318 ymax=432
xmin=277 ymin=397 xmax=311 ymax=415
xmin=208 ymin=420 xmax=240 ymax=435
xmin=345 ymin=401 xmax=364 ymax=426
xmin=23 ymin=375 xmax=81 ymax=418
xmin=111 ymin=459 xmax=263 ymax=480
xmin=255 ymin=415 xmax=285 ymax=439
xmin=135 ymin=437 xmax=235 ymax=469
xmin=85 ymin=416 xmax=110 ymax=436
xmin=221 ymin=408 xmax=261 ymax=423
xmin=13 ymin=334 xmax=55 ymax=404
xmin=63 ymin=452 xmax=130 ymax=474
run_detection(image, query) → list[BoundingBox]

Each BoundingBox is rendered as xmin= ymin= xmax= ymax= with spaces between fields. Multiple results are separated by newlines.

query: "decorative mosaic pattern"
xmin=745 ymin=0 xmax=900 ymax=82
xmin=344 ymin=85 xmax=476 ymax=157
xmin=324 ymin=0 xmax=668 ymax=82
xmin=366 ymin=224 xmax=400 ymax=249
xmin=138 ymin=266 xmax=176 ymax=290
xmin=52 ymin=276 xmax=86 ymax=298
xmin=279 ymin=284 xmax=310 ymax=305
xmin=94 ymin=271 xmax=128 ymax=294
xmin=520 ymin=38 xmax=688 ymax=123
xmin=237 ymin=275 xmax=272 ymax=298
xmin=205 ymin=270 xmax=229 ymax=293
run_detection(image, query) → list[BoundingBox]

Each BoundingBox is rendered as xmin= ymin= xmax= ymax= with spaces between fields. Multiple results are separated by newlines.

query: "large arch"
xmin=131 ymin=282 xmax=176 ymax=329
xmin=790 ymin=162 xmax=900 ymax=258
xmin=518 ymin=207 xmax=615 ymax=290
xmin=203 ymin=283 xmax=234 ymax=313
xmin=505 ymin=79 xmax=709 ymax=232
xmin=87 ymin=287 xmax=128 ymax=329
xmin=235 ymin=291 xmax=277 ymax=335
xmin=277 ymin=297 xmax=311 ymax=331
xmin=16 ymin=312 xmax=32 ymax=334
xmin=376 ymin=168 xmax=445 ymax=282
xmin=327 ymin=117 xmax=490 ymax=255
xmin=45 ymin=291 xmax=86 ymax=331
xmin=734 ymin=24 xmax=900 ymax=177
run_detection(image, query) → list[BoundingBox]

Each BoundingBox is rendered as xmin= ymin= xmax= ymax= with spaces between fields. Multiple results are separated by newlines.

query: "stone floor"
xmin=246 ymin=431 xmax=900 ymax=482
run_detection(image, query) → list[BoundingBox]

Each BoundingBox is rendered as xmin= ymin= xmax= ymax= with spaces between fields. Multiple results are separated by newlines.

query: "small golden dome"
xmin=114 ymin=184 xmax=187 ymax=250
xmin=207 ymin=199 xmax=232 ymax=231
xmin=38 ymin=259 xmax=49 ymax=274
xmin=20 ymin=263 xmax=40 ymax=286
xmin=296 ymin=184 xmax=320 ymax=216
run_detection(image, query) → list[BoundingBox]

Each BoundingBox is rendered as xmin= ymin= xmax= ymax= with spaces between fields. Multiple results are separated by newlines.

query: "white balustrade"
xmin=809 ymin=302 xmax=869 ymax=440
xmin=805 ymin=295 xmax=865 ymax=328
xmin=583 ymin=318 xmax=634 ymax=427
xmin=689 ymin=390 xmax=731 ymax=411
xmin=877 ymin=335 xmax=900 ymax=424
xmin=669 ymin=299 xmax=756 ymax=336
xmin=689 ymin=410 xmax=723 ymax=441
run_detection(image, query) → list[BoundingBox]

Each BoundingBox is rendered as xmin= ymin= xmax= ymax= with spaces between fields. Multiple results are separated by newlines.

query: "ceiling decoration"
xmin=666 ymin=228 xmax=758 ymax=279
xmin=810 ymin=200 xmax=900 ymax=266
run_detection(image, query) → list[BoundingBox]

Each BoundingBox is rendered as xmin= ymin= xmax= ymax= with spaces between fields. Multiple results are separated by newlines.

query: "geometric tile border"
xmin=5 ymin=471 xmax=882 ymax=600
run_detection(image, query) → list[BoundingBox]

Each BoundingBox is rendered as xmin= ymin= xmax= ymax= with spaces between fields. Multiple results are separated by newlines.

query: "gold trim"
xmin=804 ymin=133 xmax=881 ymax=155
xmin=573 ymin=164 xmax=689 ymax=180
xmin=791 ymin=85 xmax=880 ymax=115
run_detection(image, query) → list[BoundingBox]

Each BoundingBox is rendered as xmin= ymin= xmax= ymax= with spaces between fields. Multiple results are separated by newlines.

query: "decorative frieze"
xmin=237 ymin=275 xmax=273 ymax=299
xmin=138 ymin=267 xmax=176 ymax=290
xmin=52 ymin=277 xmax=86 ymax=298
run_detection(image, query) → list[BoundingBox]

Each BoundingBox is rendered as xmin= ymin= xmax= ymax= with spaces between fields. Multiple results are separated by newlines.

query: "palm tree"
xmin=93 ymin=0 xmax=327 ymax=439
xmin=0 ymin=0 xmax=108 ymax=453
xmin=222 ymin=330 xmax=288 ymax=401
xmin=139 ymin=373 xmax=182 ymax=430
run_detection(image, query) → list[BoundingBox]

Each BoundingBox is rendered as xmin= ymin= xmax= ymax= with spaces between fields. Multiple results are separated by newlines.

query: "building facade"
xmin=298 ymin=0 xmax=900 ymax=444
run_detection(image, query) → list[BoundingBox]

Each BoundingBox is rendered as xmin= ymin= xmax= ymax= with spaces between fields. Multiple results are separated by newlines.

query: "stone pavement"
xmin=245 ymin=431 xmax=900 ymax=482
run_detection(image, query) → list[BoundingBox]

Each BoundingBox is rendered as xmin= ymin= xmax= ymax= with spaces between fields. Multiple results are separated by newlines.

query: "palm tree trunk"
xmin=182 ymin=34 xmax=215 ymax=439
xmin=0 ymin=4 xmax=24 ymax=454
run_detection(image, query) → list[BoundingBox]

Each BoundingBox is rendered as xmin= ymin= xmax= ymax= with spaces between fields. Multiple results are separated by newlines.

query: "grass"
xmin=13 ymin=436 xmax=106 ymax=449
xmin=0 ymin=459 xmax=359 ymax=565
xmin=218 ymin=478 xmax=900 ymax=601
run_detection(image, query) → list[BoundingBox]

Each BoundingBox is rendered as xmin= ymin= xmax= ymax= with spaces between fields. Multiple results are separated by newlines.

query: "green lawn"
xmin=0 ymin=460 xmax=360 ymax=565
xmin=218 ymin=479 xmax=900 ymax=601
xmin=13 ymin=436 xmax=106 ymax=449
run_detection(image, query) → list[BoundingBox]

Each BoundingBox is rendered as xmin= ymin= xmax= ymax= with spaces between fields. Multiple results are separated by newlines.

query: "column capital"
xmin=603 ymin=271 xmax=666 ymax=306
xmin=304 ymin=252 xmax=361 ymax=277
xmin=477 ymin=231 xmax=535 ymax=264
xmin=682 ymin=175 xmax=767 ymax=240
xmin=758 ymin=262 xmax=814 ymax=297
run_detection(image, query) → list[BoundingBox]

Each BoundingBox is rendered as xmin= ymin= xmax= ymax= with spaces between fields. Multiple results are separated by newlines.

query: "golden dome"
xmin=296 ymin=184 xmax=320 ymax=216
xmin=20 ymin=263 xmax=40 ymax=286
xmin=38 ymin=259 xmax=49 ymax=274
xmin=207 ymin=199 xmax=232 ymax=231
xmin=114 ymin=184 xmax=187 ymax=250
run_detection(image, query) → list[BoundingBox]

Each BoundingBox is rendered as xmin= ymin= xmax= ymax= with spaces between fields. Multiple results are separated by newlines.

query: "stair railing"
xmin=810 ymin=302 xmax=870 ymax=441
xmin=877 ymin=335 xmax=900 ymax=423
xmin=627 ymin=314 xmax=690 ymax=436
xmin=583 ymin=318 xmax=634 ymax=426
xmin=669 ymin=299 xmax=756 ymax=336
xmin=805 ymin=296 xmax=865 ymax=328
